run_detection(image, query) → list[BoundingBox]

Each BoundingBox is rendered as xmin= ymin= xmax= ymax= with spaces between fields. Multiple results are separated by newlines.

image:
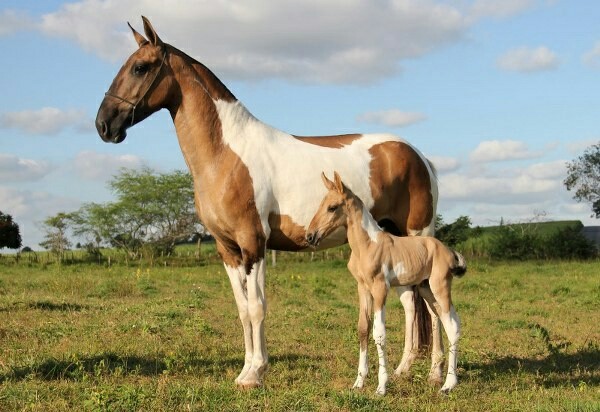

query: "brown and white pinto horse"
xmin=95 ymin=17 xmax=441 ymax=388
xmin=307 ymin=172 xmax=466 ymax=395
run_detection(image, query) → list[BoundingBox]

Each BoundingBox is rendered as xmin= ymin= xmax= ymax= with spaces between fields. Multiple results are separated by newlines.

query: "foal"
xmin=306 ymin=172 xmax=466 ymax=395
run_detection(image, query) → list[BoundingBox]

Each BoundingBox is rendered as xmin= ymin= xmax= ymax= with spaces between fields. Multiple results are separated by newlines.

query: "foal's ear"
xmin=333 ymin=171 xmax=345 ymax=194
xmin=141 ymin=16 xmax=164 ymax=48
xmin=128 ymin=22 xmax=148 ymax=47
xmin=321 ymin=172 xmax=336 ymax=191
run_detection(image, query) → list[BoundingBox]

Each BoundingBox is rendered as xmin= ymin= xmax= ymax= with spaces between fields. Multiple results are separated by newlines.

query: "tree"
xmin=39 ymin=212 xmax=72 ymax=262
xmin=0 ymin=211 xmax=22 ymax=250
xmin=436 ymin=215 xmax=472 ymax=247
xmin=70 ymin=168 xmax=202 ymax=259
xmin=564 ymin=143 xmax=600 ymax=218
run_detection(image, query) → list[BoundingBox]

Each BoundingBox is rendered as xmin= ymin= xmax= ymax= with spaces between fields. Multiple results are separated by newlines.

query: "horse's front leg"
xmin=240 ymin=256 xmax=268 ymax=388
xmin=223 ymin=263 xmax=253 ymax=384
xmin=219 ymin=241 xmax=268 ymax=388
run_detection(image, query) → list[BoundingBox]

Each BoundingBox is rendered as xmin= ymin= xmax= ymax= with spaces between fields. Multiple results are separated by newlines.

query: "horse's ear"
xmin=321 ymin=172 xmax=336 ymax=191
xmin=333 ymin=171 xmax=345 ymax=194
xmin=128 ymin=22 xmax=148 ymax=47
xmin=141 ymin=16 xmax=164 ymax=48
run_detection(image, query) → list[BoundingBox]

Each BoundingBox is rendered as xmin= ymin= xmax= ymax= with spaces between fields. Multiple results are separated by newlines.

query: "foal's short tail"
xmin=450 ymin=250 xmax=467 ymax=277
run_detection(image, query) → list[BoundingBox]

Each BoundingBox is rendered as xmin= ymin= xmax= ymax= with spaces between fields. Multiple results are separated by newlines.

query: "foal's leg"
xmin=353 ymin=281 xmax=373 ymax=390
xmin=418 ymin=284 xmax=445 ymax=385
xmin=438 ymin=304 xmax=460 ymax=393
xmin=372 ymin=278 xmax=389 ymax=396
xmin=424 ymin=276 xmax=461 ymax=393
xmin=394 ymin=286 xmax=418 ymax=377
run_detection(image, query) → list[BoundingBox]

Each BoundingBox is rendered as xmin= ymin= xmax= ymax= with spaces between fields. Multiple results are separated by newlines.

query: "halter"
xmin=104 ymin=50 xmax=167 ymax=126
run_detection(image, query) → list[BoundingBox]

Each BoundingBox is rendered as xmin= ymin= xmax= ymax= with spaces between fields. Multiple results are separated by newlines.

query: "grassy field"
xmin=0 ymin=256 xmax=598 ymax=411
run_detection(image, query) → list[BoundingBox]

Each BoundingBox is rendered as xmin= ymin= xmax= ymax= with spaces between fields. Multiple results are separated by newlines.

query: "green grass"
xmin=0 ymin=259 xmax=598 ymax=411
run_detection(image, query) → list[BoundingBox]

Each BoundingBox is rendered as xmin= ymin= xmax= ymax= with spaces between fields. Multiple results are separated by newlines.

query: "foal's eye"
xmin=327 ymin=205 xmax=338 ymax=213
xmin=133 ymin=64 xmax=149 ymax=75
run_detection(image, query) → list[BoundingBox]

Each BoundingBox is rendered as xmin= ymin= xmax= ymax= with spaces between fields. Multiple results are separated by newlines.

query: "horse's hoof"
xmin=237 ymin=379 xmax=262 ymax=389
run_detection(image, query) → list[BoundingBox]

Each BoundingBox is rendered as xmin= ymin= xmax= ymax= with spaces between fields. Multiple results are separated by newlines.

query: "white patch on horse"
xmin=214 ymin=99 xmax=410 ymax=236
xmin=361 ymin=204 xmax=381 ymax=243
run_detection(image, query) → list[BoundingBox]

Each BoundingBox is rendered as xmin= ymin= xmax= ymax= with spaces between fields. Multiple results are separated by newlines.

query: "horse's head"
xmin=306 ymin=171 xmax=350 ymax=247
xmin=96 ymin=17 xmax=172 ymax=143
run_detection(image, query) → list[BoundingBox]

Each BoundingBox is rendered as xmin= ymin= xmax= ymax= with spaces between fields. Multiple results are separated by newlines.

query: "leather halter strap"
xmin=104 ymin=50 xmax=167 ymax=126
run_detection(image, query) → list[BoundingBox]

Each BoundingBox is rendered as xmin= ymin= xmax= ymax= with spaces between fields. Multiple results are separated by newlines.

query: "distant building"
xmin=581 ymin=226 xmax=600 ymax=249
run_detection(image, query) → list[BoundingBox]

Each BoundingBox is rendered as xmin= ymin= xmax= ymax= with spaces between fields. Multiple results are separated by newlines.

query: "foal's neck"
xmin=345 ymin=195 xmax=381 ymax=252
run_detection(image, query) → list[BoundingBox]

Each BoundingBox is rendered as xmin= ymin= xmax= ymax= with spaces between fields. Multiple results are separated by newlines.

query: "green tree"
xmin=70 ymin=168 xmax=202 ymax=259
xmin=39 ymin=212 xmax=72 ymax=262
xmin=564 ymin=143 xmax=600 ymax=218
xmin=0 ymin=211 xmax=22 ymax=250
xmin=436 ymin=215 xmax=472 ymax=247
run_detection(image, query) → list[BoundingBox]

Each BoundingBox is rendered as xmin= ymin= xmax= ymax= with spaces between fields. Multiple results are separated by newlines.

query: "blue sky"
xmin=1 ymin=0 xmax=598 ymax=249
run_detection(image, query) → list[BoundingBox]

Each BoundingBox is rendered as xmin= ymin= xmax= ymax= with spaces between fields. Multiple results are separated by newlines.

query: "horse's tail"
xmin=450 ymin=250 xmax=467 ymax=277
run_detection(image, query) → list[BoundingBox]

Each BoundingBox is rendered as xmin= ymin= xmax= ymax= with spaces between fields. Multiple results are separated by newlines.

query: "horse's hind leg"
xmin=394 ymin=286 xmax=418 ymax=377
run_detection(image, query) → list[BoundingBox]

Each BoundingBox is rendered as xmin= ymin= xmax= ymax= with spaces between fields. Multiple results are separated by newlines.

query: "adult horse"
xmin=95 ymin=17 xmax=441 ymax=389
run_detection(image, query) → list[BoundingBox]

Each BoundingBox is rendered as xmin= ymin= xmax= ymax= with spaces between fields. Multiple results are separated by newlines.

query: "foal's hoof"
xmin=428 ymin=375 xmax=443 ymax=386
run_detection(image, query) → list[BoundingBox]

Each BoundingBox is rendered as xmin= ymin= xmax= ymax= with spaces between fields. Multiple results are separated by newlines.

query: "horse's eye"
xmin=133 ymin=64 xmax=149 ymax=75
xmin=327 ymin=205 xmax=338 ymax=213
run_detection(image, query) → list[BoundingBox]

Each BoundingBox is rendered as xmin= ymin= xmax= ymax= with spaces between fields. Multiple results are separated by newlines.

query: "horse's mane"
xmin=167 ymin=44 xmax=237 ymax=102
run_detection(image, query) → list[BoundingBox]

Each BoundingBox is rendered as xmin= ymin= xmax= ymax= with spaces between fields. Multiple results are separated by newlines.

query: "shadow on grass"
xmin=464 ymin=344 xmax=600 ymax=388
xmin=0 ymin=351 xmax=321 ymax=383
xmin=0 ymin=300 xmax=89 ymax=312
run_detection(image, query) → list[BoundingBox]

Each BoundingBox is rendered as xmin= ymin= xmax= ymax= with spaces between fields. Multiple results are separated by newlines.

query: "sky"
xmin=0 ymin=0 xmax=599 ymax=249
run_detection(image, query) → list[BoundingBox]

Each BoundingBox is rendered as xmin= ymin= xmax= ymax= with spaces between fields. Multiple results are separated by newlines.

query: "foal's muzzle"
xmin=305 ymin=231 xmax=321 ymax=247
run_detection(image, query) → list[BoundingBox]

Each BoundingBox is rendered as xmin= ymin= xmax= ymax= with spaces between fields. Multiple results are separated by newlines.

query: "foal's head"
xmin=96 ymin=17 xmax=173 ymax=143
xmin=306 ymin=171 xmax=351 ymax=247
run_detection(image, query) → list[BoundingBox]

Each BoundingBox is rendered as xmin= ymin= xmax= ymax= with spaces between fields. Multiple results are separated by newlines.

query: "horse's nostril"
xmin=306 ymin=233 xmax=314 ymax=244
xmin=96 ymin=119 xmax=108 ymax=137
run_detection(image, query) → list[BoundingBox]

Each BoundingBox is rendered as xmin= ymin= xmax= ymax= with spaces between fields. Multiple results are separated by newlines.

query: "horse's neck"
xmin=346 ymin=196 xmax=381 ymax=252
xmin=169 ymin=49 xmax=261 ymax=177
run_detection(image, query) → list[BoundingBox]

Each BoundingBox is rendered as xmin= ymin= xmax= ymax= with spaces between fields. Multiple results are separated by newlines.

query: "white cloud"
xmin=0 ymin=9 xmax=33 ymax=36
xmin=0 ymin=107 xmax=91 ymax=135
xmin=566 ymin=139 xmax=599 ymax=155
xmin=357 ymin=109 xmax=426 ymax=127
xmin=470 ymin=139 xmax=542 ymax=162
xmin=468 ymin=0 xmax=535 ymax=20
xmin=428 ymin=156 xmax=461 ymax=174
xmin=523 ymin=160 xmax=566 ymax=180
xmin=0 ymin=186 xmax=81 ymax=249
xmin=37 ymin=0 xmax=469 ymax=84
xmin=0 ymin=154 xmax=53 ymax=182
xmin=73 ymin=151 xmax=145 ymax=180
xmin=497 ymin=46 xmax=560 ymax=73
xmin=583 ymin=41 xmax=600 ymax=69
xmin=440 ymin=172 xmax=559 ymax=203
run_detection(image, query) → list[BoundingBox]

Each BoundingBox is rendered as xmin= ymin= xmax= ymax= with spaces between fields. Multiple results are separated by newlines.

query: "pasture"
xmin=0 ymin=255 xmax=598 ymax=411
